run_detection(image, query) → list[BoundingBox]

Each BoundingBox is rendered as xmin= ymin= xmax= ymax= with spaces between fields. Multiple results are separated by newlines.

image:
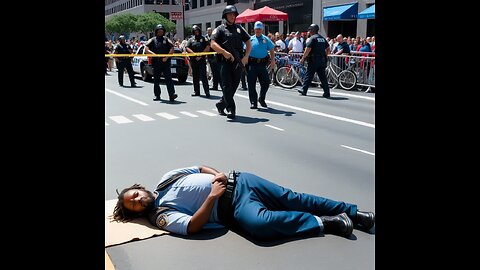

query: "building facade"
xmin=105 ymin=0 xmax=375 ymax=41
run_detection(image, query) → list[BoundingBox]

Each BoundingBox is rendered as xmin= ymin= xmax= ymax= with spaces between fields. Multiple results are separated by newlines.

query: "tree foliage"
xmin=105 ymin=12 xmax=176 ymax=38
xmin=105 ymin=13 xmax=137 ymax=36
xmin=135 ymin=12 xmax=176 ymax=37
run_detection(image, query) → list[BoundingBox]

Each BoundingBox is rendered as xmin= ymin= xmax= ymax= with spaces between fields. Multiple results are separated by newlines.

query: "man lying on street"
xmin=113 ymin=166 xmax=375 ymax=240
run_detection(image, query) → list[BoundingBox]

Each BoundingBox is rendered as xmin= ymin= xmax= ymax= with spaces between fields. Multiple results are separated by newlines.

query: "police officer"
xmin=298 ymin=24 xmax=331 ymax=98
xmin=144 ymin=24 xmax=178 ymax=102
xmin=210 ymin=5 xmax=252 ymax=119
xmin=206 ymin=27 xmax=222 ymax=91
xmin=246 ymin=21 xmax=275 ymax=109
xmin=186 ymin=25 xmax=210 ymax=98
xmin=113 ymin=35 xmax=136 ymax=87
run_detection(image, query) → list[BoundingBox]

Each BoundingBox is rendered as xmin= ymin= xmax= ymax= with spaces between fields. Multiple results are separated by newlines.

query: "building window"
xmin=206 ymin=22 xmax=211 ymax=29
xmin=215 ymin=20 xmax=221 ymax=27
xmin=215 ymin=0 xmax=220 ymax=4
xmin=200 ymin=0 xmax=204 ymax=7
xmin=162 ymin=0 xmax=169 ymax=4
xmin=207 ymin=0 xmax=212 ymax=5
xmin=192 ymin=0 xmax=197 ymax=9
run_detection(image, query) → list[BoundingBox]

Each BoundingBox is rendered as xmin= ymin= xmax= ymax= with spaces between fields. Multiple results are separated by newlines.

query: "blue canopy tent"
xmin=358 ymin=4 xmax=375 ymax=19
xmin=323 ymin=2 xmax=358 ymax=21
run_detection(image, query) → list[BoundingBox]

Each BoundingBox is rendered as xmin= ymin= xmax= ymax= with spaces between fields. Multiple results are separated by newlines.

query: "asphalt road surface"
xmin=105 ymin=70 xmax=375 ymax=270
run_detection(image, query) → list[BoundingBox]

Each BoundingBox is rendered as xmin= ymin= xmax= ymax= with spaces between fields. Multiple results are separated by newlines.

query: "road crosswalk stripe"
xmin=156 ymin=112 xmax=179 ymax=120
xmin=109 ymin=115 xmax=133 ymax=124
xmin=132 ymin=114 xmax=155 ymax=121
xmin=180 ymin=111 xmax=199 ymax=117
xmin=197 ymin=110 xmax=217 ymax=116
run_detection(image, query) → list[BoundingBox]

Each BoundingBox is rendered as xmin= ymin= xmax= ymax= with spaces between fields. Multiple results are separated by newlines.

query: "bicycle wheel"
xmin=325 ymin=67 xmax=338 ymax=88
xmin=275 ymin=66 xmax=299 ymax=89
xmin=338 ymin=70 xmax=357 ymax=90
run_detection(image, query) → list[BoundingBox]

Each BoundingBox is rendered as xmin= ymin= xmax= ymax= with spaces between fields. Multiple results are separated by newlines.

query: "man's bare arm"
xmin=187 ymin=181 xmax=225 ymax=234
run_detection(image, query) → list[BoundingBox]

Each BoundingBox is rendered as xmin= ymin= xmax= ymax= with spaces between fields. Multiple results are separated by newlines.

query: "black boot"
xmin=354 ymin=210 xmax=375 ymax=231
xmin=320 ymin=213 xmax=353 ymax=237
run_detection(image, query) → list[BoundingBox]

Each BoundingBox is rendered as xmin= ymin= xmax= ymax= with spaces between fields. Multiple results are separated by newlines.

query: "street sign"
xmin=171 ymin=12 xmax=182 ymax=20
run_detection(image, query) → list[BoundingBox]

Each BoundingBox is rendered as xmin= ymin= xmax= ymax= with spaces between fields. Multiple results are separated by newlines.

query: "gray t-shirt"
xmin=152 ymin=166 xmax=224 ymax=235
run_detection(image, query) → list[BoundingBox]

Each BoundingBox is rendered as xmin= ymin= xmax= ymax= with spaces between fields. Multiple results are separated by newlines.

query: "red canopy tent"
xmin=236 ymin=6 xmax=288 ymax=23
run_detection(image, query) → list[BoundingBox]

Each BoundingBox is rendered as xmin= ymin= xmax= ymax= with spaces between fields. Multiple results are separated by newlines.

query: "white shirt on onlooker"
xmin=275 ymin=39 xmax=286 ymax=51
xmin=288 ymin=37 xmax=304 ymax=53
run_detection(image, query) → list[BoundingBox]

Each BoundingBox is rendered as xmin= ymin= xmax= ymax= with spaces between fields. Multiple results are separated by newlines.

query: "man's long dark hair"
xmin=112 ymin=183 xmax=150 ymax=222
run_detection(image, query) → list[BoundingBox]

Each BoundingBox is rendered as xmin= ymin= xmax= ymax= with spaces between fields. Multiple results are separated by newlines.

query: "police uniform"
xmin=240 ymin=42 xmax=248 ymax=90
xmin=147 ymin=166 xmax=360 ymax=240
xmin=187 ymin=28 xmax=210 ymax=97
xmin=114 ymin=40 xmax=136 ymax=87
xmin=299 ymin=26 xmax=330 ymax=97
xmin=247 ymin=27 xmax=275 ymax=109
xmin=206 ymin=34 xmax=222 ymax=91
xmin=211 ymin=5 xmax=250 ymax=119
xmin=145 ymin=26 xmax=177 ymax=101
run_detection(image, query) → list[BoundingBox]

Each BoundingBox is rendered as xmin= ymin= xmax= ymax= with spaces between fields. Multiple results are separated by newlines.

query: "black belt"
xmin=217 ymin=170 xmax=239 ymax=225
xmin=248 ymin=57 xmax=268 ymax=64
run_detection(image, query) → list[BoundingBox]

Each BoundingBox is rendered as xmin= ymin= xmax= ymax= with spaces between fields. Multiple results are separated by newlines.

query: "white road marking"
xmin=156 ymin=112 xmax=179 ymax=120
xmin=180 ymin=111 xmax=199 ymax=117
xmin=235 ymin=93 xmax=374 ymax=129
xmin=308 ymin=89 xmax=375 ymax=101
xmin=108 ymin=116 xmax=133 ymax=124
xmin=132 ymin=114 xmax=155 ymax=121
xmin=265 ymin=124 xmax=284 ymax=131
xmin=105 ymin=88 xmax=149 ymax=106
xmin=341 ymin=145 xmax=375 ymax=156
xmin=197 ymin=110 xmax=217 ymax=116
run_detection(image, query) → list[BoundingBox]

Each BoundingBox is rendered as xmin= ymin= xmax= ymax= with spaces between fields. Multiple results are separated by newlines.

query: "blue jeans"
xmin=231 ymin=172 xmax=357 ymax=239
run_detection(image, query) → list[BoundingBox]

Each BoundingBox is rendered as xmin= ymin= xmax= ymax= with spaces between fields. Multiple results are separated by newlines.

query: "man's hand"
xmin=223 ymin=51 xmax=233 ymax=62
xmin=212 ymin=172 xmax=227 ymax=185
xmin=195 ymin=56 xmax=201 ymax=61
xmin=300 ymin=58 xmax=304 ymax=65
xmin=241 ymin=56 xmax=249 ymax=66
xmin=209 ymin=181 xmax=226 ymax=198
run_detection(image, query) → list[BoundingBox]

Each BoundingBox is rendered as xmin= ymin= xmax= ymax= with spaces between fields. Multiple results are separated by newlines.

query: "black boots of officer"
xmin=354 ymin=210 xmax=375 ymax=231
xmin=320 ymin=210 xmax=375 ymax=237
xmin=320 ymin=213 xmax=353 ymax=237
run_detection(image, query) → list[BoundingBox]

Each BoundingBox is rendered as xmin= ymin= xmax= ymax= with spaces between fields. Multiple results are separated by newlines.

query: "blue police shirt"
xmin=249 ymin=34 xmax=275 ymax=59
xmin=153 ymin=166 xmax=224 ymax=235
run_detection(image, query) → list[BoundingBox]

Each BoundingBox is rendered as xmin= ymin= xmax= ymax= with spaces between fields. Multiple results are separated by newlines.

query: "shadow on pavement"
xmin=257 ymin=107 xmax=296 ymax=116
xmin=230 ymin=228 xmax=357 ymax=247
xmin=306 ymin=95 xmax=348 ymax=101
xmin=170 ymin=228 xmax=229 ymax=240
xmin=227 ymin=115 xmax=269 ymax=124
xmin=159 ymin=99 xmax=187 ymax=105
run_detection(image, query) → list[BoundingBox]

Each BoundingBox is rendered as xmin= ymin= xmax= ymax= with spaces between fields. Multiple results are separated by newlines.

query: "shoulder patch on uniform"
xmin=156 ymin=213 xmax=168 ymax=229
xmin=236 ymin=28 xmax=241 ymax=34
xmin=212 ymin=28 xmax=218 ymax=35
xmin=306 ymin=37 xmax=312 ymax=43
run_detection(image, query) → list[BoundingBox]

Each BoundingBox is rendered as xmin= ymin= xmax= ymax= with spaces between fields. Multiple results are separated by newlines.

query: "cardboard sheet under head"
xmin=105 ymin=199 xmax=168 ymax=247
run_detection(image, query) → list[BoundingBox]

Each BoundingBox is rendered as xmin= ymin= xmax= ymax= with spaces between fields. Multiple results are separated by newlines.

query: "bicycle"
xmin=274 ymin=58 xmax=321 ymax=89
xmin=325 ymin=56 xmax=357 ymax=90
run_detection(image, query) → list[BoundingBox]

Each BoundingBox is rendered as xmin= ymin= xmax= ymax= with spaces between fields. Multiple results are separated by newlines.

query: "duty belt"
xmin=248 ymin=57 xmax=269 ymax=64
xmin=217 ymin=170 xmax=239 ymax=225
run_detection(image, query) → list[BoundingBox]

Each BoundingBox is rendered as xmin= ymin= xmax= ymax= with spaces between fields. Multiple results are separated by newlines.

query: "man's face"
xmin=225 ymin=13 xmax=236 ymax=24
xmin=254 ymin=28 xmax=262 ymax=36
xmin=122 ymin=189 xmax=155 ymax=213
xmin=156 ymin=29 xmax=165 ymax=37
xmin=207 ymin=28 xmax=212 ymax=35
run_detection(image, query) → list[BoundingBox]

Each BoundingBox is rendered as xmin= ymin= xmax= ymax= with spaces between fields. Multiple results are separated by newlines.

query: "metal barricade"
xmin=328 ymin=52 xmax=375 ymax=91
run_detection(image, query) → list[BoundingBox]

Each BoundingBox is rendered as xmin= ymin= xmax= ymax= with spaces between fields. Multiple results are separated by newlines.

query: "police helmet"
xmin=254 ymin=21 xmax=264 ymax=30
xmin=192 ymin=25 xmax=202 ymax=35
xmin=118 ymin=35 xmax=126 ymax=41
xmin=154 ymin=24 xmax=166 ymax=35
xmin=307 ymin=24 xmax=319 ymax=33
xmin=222 ymin=5 xmax=239 ymax=19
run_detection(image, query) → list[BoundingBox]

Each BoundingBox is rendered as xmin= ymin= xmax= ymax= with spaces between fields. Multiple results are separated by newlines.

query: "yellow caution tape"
xmin=105 ymin=52 xmax=217 ymax=57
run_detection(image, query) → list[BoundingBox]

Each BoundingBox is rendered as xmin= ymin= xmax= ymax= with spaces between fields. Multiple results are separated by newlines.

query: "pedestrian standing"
xmin=246 ymin=21 xmax=275 ymax=109
xmin=186 ymin=25 xmax=211 ymax=98
xmin=145 ymin=24 xmax=178 ymax=102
